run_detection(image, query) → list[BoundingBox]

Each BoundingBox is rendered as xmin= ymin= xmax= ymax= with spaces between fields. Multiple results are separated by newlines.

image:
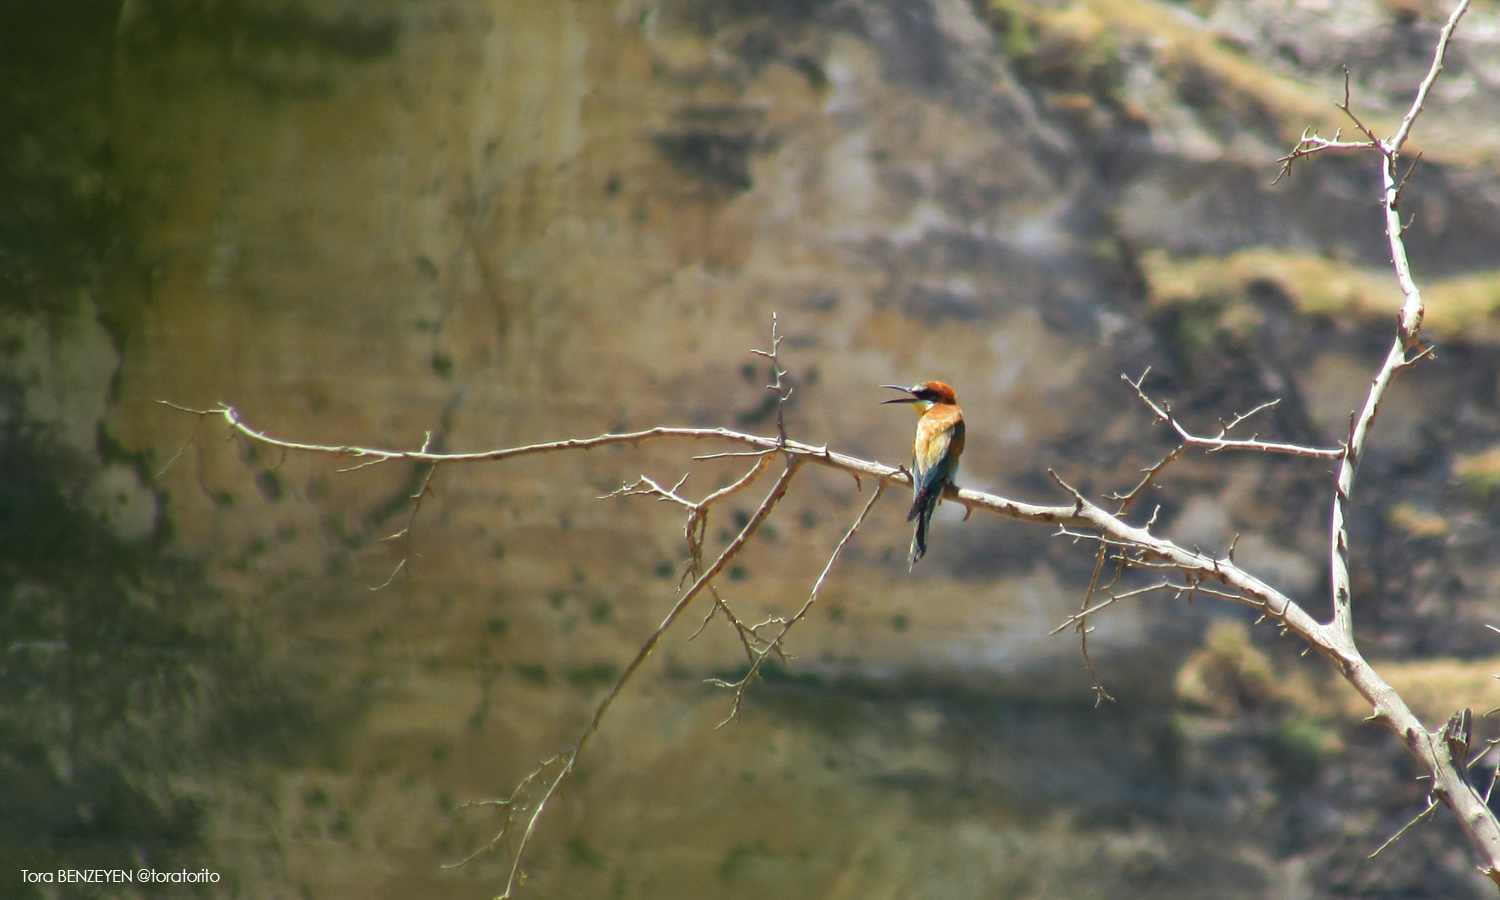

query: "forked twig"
xmin=709 ymin=482 xmax=887 ymax=723
xmin=445 ymin=460 xmax=803 ymax=896
xmin=1122 ymin=370 xmax=1341 ymax=465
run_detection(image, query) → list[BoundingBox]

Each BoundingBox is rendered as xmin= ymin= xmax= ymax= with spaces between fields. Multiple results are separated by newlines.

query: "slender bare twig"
xmin=1066 ymin=543 xmax=1125 ymax=705
xmin=1274 ymin=69 xmax=1384 ymax=183
xmin=1370 ymin=797 xmax=1440 ymax=858
xmin=606 ymin=459 xmax=777 ymax=660
xmin=155 ymin=402 xmax=206 ymax=477
xmin=693 ymin=448 xmax=779 ymax=461
xmin=761 ymin=314 xmax=792 ymax=445
xmin=370 ymin=434 xmax=439 ymax=594
xmin=443 ymin=460 xmax=803 ymax=897
xmin=1388 ymin=2 xmax=1470 ymax=154
xmin=708 ymin=481 xmax=887 ymax=723
xmin=1122 ymin=370 xmax=1342 ymax=462
xmin=1050 ymin=579 xmax=1169 ymax=636
xmin=1336 ymin=67 xmax=1387 ymax=148
xmin=1049 ymin=578 xmax=1247 ymax=636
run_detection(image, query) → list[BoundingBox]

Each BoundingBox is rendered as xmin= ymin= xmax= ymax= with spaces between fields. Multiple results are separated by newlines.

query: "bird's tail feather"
xmin=907 ymin=486 xmax=941 ymax=569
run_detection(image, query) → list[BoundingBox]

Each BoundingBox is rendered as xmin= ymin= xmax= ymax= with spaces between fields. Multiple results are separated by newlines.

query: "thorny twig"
xmin=606 ymin=459 xmax=776 ymax=662
xmin=1070 ymin=545 xmax=1124 ymax=705
xmin=1370 ymin=797 xmax=1440 ymax=859
xmin=438 ymin=321 xmax=871 ymax=896
xmin=1274 ymin=69 xmax=1381 ymax=183
xmin=443 ymin=460 xmax=804 ymax=897
xmin=751 ymin=313 xmax=793 ymax=447
xmin=708 ymin=482 xmax=887 ymax=724
xmin=1071 ymin=367 xmax=1332 ymax=703
xmin=1121 ymin=369 xmax=1342 ymax=464
xmin=1225 ymin=0 xmax=1500 ymax=878
xmin=371 ymin=433 xmax=439 ymax=595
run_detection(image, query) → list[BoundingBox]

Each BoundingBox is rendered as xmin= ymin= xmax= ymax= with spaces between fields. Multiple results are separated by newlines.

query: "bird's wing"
xmin=913 ymin=408 xmax=962 ymax=489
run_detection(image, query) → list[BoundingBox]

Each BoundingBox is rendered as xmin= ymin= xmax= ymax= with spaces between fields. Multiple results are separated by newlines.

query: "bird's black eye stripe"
xmin=913 ymin=388 xmax=937 ymax=400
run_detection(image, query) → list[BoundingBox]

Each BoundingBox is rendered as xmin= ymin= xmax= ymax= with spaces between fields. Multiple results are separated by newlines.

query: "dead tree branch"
xmin=1122 ymin=370 xmax=1342 ymax=463
xmin=170 ymin=379 xmax=1500 ymax=883
xmin=1275 ymin=0 xmax=1500 ymax=881
xmin=708 ymin=481 xmax=887 ymax=724
xmin=443 ymin=459 xmax=803 ymax=897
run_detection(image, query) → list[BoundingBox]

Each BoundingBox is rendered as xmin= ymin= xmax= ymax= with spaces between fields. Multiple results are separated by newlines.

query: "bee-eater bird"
xmin=882 ymin=381 xmax=965 ymax=569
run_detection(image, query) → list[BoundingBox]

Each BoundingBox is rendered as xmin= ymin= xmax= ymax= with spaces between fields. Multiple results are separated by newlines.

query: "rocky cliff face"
xmin=6 ymin=0 xmax=1500 ymax=897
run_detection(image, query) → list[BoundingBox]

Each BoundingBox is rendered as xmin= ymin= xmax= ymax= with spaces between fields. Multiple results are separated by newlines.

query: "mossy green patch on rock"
xmin=1142 ymin=247 xmax=1399 ymax=316
xmin=1452 ymin=446 xmax=1500 ymax=505
xmin=1425 ymin=270 xmax=1500 ymax=342
xmin=1142 ymin=247 xmax=1500 ymax=343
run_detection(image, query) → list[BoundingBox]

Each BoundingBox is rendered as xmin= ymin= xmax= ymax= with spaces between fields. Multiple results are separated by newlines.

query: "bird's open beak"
xmin=880 ymin=384 xmax=917 ymax=404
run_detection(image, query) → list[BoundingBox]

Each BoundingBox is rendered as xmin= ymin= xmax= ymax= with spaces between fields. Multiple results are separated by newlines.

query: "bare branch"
xmin=608 ymin=455 xmax=777 ymax=661
xmin=693 ymin=448 xmax=779 ymax=461
xmin=1123 ymin=371 xmax=1343 ymax=461
xmin=449 ymin=460 xmax=803 ymax=897
xmin=1328 ymin=0 xmax=1472 ymax=644
xmin=173 ymin=402 xmax=903 ymax=486
xmin=370 ymin=457 xmax=439 ymax=594
xmin=1388 ymin=0 xmax=1471 ymax=154
xmin=156 ymin=402 xmax=208 ymax=477
xmin=369 ymin=557 xmax=407 ymax=593
xmin=169 ymin=380 xmax=1500 ymax=885
xmin=1337 ymin=67 xmax=1387 ymax=149
xmin=1275 ymin=124 xmax=1379 ymax=184
xmin=1051 ymin=578 xmax=1170 ymax=636
xmin=750 ymin=312 xmax=792 ymax=446
xmin=1278 ymin=2 xmax=1500 ymax=881
xmin=1392 ymin=151 xmax=1424 ymax=211
xmin=1370 ymin=797 xmax=1440 ymax=858
xmin=709 ymin=480 xmax=887 ymax=723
